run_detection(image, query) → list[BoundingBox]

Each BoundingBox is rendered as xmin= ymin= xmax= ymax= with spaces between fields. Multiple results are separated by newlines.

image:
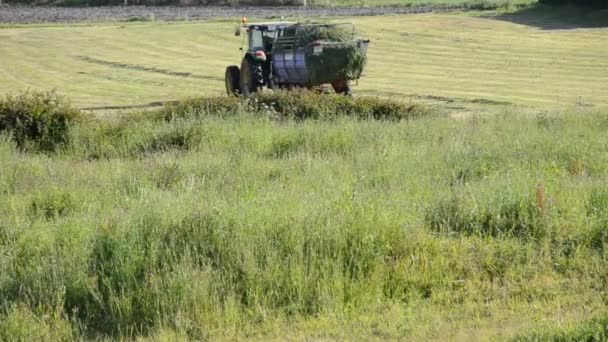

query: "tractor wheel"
xmin=332 ymin=80 xmax=352 ymax=96
xmin=225 ymin=65 xmax=241 ymax=96
xmin=240 ymin=58 xmax=262 ymax=97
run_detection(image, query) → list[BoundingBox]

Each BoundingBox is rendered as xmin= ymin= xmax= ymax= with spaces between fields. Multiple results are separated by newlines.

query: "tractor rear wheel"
xmin=240 ymin=59 xmax=262 ymax=97
xmin=332 ymin=80 xmax=352 ymax=96
xmin=225 ymin=65 xmax=241 ymax=96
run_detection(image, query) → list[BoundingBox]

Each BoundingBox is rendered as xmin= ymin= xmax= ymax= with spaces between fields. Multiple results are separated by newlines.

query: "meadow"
xmin=1 ymin=5 xmax=608 ymax=341
xmin=1 ymin=90 xmax=608 ymax=340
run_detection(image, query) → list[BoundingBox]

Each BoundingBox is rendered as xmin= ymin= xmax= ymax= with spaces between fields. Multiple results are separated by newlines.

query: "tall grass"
xmin=1 ymin=95 xmax=607 ymax=339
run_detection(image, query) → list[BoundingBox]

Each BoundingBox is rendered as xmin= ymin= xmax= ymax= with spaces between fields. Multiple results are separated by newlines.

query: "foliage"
xmin=156 ymin=92 xmax=435 ymax=122
xmin=0 ymin=90 xmax=81 ymax=152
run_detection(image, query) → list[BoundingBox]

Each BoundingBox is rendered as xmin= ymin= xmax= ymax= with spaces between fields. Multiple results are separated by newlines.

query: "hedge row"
xmin=156 ymin=91 xmax=436 ymax=122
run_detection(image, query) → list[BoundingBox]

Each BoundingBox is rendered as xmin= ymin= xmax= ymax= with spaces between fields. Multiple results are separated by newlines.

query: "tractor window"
xmin=249 ymin=29 xmax=275 ymax=52
xmin=249 ymin=30 xmax=264 ymax=50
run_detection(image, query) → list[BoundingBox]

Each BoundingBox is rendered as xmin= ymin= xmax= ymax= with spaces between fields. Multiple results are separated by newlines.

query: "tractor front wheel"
xmin=225 ymin=65 xmax=241 ymax=96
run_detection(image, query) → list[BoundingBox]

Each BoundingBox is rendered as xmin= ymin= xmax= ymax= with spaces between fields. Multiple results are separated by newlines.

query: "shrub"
xmin=0 ymin=90 xmax=81 ymax=152
xmin=156 ymin=91 xmax=435 ymax=122
xmin=155 ymin=96 xmax=244 ymax=121
xmin=255 ymin=91 xmax=433 ymax=121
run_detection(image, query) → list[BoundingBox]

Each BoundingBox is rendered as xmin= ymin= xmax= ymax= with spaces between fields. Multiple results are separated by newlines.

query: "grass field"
xmin=1 ymin=92 xmax=608 ymax=340
xmin=1 ymin=6 xmax=608 ymax=341
xmin=1 ymin=7 xmax=607 ymax=112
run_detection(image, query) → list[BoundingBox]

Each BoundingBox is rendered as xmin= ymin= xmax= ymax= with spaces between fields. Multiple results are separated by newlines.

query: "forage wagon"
xmin=225 ymin=17 xmax=370 ymax=96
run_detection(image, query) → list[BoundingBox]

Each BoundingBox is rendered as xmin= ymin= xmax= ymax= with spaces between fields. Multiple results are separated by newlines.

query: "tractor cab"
xmin=235 ymin=20 xmax=295 ymax=54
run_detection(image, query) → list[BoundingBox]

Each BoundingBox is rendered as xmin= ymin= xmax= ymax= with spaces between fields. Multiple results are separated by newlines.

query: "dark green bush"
xmin=0 ymin=90 xmax=81 ymax=152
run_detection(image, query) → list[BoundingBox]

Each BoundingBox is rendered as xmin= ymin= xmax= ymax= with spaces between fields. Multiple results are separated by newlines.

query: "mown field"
xmin=1 ymin=7 xmax=607 ymax=112
xmin=1 ymin=6 xmax=608 ymax=341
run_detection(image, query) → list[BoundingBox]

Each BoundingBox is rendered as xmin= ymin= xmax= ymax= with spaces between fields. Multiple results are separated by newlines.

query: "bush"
xmin=0 ymin=90 xmax=81 ymax=152
xmin=155 ymin=96 xmax=245 ymax=121
xmin=156 ymin=91 xmax=435 ymax=122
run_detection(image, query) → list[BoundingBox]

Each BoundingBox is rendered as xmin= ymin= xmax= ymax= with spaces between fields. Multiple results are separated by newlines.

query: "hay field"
xmin=1 ymin=9 xmax=607 ymax=111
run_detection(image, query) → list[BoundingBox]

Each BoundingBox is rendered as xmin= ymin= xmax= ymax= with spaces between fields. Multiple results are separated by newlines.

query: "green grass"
xmin=2 ymin=7 xmax=608 ymax=340
xmin=1 ymin=96 xmax=608 ymax=339
xmin=1 ymin=9 xmax=607 ymax=112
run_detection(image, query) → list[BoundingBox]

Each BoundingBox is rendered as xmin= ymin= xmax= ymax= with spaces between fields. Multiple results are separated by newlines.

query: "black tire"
xmin=240 ymin=58 xmax=263 ymax=97
xmin=225 ymin=65 xmax=240 ymax=96
xmin=332 ymin=80 xmax=352 ymax=96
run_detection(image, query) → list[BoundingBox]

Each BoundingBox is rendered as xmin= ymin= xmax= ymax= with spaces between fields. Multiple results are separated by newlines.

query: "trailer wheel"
xmin=225 ymin=65 xmax=241 ymax=96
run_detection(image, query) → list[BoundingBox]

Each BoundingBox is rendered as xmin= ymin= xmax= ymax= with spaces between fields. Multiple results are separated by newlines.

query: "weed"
xmin=29 ymin=187 xmax=75 ymax=220
xmin=426 ymin=190 xmax=549 ymax=240
xmin=0 ymin=90 xmax=81 ymax=152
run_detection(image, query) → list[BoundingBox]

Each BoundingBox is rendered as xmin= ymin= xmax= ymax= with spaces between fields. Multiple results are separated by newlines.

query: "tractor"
xmin=225 ymin=18 xmax=370 ymax=96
